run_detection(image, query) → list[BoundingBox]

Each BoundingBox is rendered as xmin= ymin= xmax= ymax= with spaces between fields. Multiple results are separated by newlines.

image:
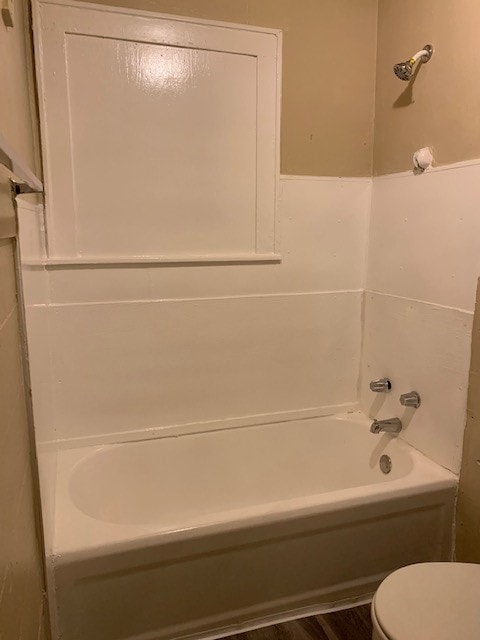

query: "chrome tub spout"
xmin=370 ymin=418 xmax=402 ymax=434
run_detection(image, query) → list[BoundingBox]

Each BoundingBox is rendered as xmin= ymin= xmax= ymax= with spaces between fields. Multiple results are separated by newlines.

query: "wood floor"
xmin=227 ymin=606 xmax=373 ymax=640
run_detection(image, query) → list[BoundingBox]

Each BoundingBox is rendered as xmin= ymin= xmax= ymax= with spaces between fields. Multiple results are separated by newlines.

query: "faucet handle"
xmin=400 ymin=391 xmax=421 ymax=408
xmin=370 ymin=378 xmax=392 ymax=393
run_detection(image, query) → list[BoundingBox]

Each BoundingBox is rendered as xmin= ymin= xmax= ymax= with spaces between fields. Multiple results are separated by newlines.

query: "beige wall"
xmin=374 ymin=0 xmax=480 ymax=175
xmin=0 ymin=0 xmax=48 ymax=638
xmin=457 ymin=278 xmax=480 ymax=562
xmin=0 ymin=239 xmax=48 ymax=639
xmin=82 ymin=0 xmax=378 ymax=178
xmin=80 ymin=0 xmax=480 ymax=177
xmin=0 ymin=0 xmax=40 ymax=172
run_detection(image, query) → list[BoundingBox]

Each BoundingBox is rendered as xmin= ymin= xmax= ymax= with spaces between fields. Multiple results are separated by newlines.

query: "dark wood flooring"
xmin=227 ymin=605 xmax=373 ymax=640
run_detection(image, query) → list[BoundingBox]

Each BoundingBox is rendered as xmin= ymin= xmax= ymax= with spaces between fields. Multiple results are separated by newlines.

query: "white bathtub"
xmin=48 ymin=413 xmax=456 ymax=640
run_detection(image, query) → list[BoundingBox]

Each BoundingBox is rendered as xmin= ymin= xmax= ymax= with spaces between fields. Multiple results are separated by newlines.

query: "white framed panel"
xmin=34 ymin=0 xmax=281 ymax=262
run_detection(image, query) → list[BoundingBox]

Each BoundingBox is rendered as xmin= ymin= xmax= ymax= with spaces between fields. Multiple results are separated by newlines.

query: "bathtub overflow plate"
xmin=380 ymin=454 xmax=392 ymax=474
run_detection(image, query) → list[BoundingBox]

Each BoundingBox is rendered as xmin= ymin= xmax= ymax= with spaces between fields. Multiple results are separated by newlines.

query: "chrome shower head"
xmin=394 ymin=60 xmax=414 ymax=81
xmin=393 ymin=44 xmax=433 ymax=81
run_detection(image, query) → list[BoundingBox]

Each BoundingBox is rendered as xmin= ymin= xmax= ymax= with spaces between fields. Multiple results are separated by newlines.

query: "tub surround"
xmin=360 ymin=292 xmax=471 ymax=473
xmin=33 ymin=292 xmax=361 ymax=446
xmin=23 ymin=176 xmax=370 ymax=449
xmin=23 ymin=161 xmax=480 ymax=476
xmin=360 ymin=160 xmax=480 ymax=473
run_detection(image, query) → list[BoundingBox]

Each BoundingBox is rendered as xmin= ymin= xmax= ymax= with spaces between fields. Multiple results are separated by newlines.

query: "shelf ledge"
xmin=23 ymin=254 xmax=282 ymax=268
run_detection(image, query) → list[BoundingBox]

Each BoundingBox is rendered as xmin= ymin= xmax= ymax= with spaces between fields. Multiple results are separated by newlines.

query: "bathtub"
xmin=48 ymin=412 xmax=456 ymax=640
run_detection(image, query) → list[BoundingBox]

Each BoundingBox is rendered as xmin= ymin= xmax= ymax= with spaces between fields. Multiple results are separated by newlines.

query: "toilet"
xmin=371 ymin=562 xmax=480 ymax=639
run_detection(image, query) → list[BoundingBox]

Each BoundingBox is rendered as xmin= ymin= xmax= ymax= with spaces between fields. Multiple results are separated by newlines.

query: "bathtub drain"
xmin=380 ymin=455 xmax=392 ymax=474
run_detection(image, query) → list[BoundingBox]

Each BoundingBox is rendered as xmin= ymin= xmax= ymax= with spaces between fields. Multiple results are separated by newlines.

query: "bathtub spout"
xmin=370 ymin=418 xmax=402 ymax=434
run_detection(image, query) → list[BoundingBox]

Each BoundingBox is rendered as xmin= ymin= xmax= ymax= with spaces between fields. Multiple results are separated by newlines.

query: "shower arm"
xmin=409 ymin=47 xmax=432 ymax=65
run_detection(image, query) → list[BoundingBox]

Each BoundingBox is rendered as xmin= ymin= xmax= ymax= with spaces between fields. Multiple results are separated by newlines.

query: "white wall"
xmin=22 ymin=176 xmax=370 ymax=447
xmin=360 ymin=161 xmax=480 ymax=473
xmin=22 ymin=162 xmax=480 ymax=475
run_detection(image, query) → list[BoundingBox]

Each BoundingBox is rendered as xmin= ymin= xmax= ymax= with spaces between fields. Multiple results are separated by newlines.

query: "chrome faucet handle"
xmin=369 ymin=378 xmax=392 ymax=393
xmin=400 ymin=391 xmax=421 ymax=408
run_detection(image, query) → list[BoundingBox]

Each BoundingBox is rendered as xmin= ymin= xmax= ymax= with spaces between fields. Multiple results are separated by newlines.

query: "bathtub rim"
xmin=48 ymin=412 xmax=457 ymax=563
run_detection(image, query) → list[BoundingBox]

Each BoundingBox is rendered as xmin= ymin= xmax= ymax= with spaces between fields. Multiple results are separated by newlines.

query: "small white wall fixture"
xmin=33 ymin=0 xmax=281 ymax=264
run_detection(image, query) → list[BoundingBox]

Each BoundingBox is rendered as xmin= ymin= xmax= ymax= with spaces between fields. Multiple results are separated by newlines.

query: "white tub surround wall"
xmin=361 ymin=160 xmax=480 ymax=473
xmin=43 ymin=177 xmax=371 ymax=303
xmin=22 ymin=176 xmax=370 ymax=447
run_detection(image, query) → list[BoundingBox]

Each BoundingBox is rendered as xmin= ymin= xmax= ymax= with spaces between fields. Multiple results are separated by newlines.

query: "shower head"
xmin=393 ymin=60 xmax=414 ymax=81
xmin=393 ymin=44 xmax=433 ymax=81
